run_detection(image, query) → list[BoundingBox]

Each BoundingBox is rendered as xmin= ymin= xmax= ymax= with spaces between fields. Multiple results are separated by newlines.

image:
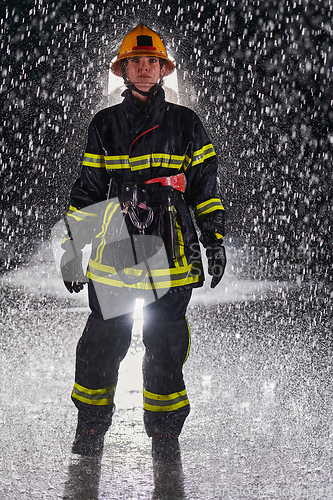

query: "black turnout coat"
xmin=66 ymin=87 xmax=224 ymax=293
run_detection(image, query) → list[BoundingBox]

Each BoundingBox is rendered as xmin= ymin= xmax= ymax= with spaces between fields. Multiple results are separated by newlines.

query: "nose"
xmin=139 ymin=59 xmax=149 ymax=71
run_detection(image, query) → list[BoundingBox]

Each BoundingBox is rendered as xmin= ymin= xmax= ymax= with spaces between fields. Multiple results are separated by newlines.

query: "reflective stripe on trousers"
xmin=72 ymin=382 xmax=117 ymax=406
xmin=143 ymin=388 xmax=190 ymax=412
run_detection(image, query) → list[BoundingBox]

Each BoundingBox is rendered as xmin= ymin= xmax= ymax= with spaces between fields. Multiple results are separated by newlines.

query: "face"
xmin=126 ymin=56 xmax=164 ymax=93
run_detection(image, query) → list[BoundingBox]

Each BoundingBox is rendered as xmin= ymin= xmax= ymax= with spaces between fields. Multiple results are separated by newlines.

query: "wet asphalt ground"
xmin=0 ymin=245 xmax=332 ymax=499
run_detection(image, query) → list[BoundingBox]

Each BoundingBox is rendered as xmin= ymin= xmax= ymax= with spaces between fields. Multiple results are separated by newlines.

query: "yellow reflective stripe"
xmin=215 ymin=233 xmax=223 ymax=240
xmin=105 ymin=156 xmax=130 ymax=169
xmin=144 ymin=388 xmax=187 ymax=401
xmin=143 ymin=388 xmax=189 ymax=412
xmin=102 ymin=154 xmax=186 ymax=171
xmin=89 ymin=258 xmax=199 ymax=278
xmin=129 ymin=154 xmax=185 ymax=171
xmin=82 ymin=152 xmax=105 ymax=168
xmin=183 ymin=154 xmax=192 ymax=171
xmin=72 ymin=382 xmax=116 ymax=406
xmin=174 ymin=211 xmax=187 ymax=268
xmin=167 ymin=274 xmax=201 ymax=287
xmin=82 ymin=152 xmax=196 ymax=171
xmin=89 ymin=259 xmax=148 ymax=278
xmin=196 ymin=198 xmax=223 ymax=210
xmin=87 ymin=265 xmax=202 ymax=289
xmin=67 ymin=213 xmax=84 ymax=222
xmin=67 ymin=205 xmax=98 ymax=221
xmin=86 ymin=270 xmax=170 ymax=289
xmin=87 ymin=271 xmax=201 ymax=289
xmin=183 ymin=317 xmax=191 ymax=365
xmin=68 ymin=205 xmax=96 ymax=216
xmin=95 ymin=202 xmax=119 ymax=264
xmin=129 ymin=156 xmax=150 ymax=170
xmin=192 ymin=143 xmax=216 ymax=166
xmin=195 ymin=198 xmax=225 ymax=218
xmin=143 ymin=401 xmax=190 ymax=412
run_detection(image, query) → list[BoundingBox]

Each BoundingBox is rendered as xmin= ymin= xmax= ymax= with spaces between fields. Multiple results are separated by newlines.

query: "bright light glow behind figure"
xmin=116 ymin=298 xmax=145 ymax=415
xmin=107 ymin=67 xmax=123 ymax=96
xmin=108 ymin=51 xmax=179 ymax=104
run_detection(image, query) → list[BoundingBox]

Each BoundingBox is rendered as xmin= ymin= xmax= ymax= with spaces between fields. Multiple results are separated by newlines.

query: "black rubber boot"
xmin=152 ymin=433 xmax=181 ymax=463
xmin=71 ymin=426 xmax=106 ymax=457
xmin=144 ymin=406 xmax=190 ymax=438
xmin=71 ymin=404 xmax=115 ymax=457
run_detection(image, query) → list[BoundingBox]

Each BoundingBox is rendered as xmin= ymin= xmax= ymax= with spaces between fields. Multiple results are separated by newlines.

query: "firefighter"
xmin=61 ymin=24 xmax=226 ymax=459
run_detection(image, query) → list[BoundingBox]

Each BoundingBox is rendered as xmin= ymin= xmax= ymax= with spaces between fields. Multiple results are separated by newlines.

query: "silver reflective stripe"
xmin=105 ymin=156 xmax=130 ymax=169
xmin=144 ymin=394 xmax=188 ymax=407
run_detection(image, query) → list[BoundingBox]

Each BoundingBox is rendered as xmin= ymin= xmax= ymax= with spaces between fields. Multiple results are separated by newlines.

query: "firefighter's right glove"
xmin=60 ymin=243 xmax=87 ymax=294
xmin=206 ymin=244 xmax=227 ymax=289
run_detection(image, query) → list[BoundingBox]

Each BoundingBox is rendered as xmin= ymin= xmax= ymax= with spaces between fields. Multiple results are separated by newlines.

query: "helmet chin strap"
xmin=126 ymin=81 xmax=162 ymax=97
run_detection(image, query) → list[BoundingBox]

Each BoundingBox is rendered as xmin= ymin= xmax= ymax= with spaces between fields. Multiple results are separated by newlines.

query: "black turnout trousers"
xmin=72 ymin=282 xmax=192 ymax=437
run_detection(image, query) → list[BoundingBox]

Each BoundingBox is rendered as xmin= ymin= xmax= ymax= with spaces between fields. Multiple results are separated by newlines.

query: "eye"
xmin=149 ymin=58 xmax=158 ymax=64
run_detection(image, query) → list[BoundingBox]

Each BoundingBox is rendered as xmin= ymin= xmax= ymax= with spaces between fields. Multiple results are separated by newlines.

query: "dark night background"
xmin=1 ymin=0 xmax=332 ymax=281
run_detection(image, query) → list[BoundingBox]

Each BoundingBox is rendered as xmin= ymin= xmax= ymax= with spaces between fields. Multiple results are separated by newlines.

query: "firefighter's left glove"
xmin=206 ymin=244 xmax=227 ymax=289
xmin=60 ymin=242 xmax=87 ymax=293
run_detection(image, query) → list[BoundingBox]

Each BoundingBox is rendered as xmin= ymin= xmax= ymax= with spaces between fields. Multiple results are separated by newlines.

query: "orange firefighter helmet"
xmin=111 ymin=24 xmax=174 ymax=77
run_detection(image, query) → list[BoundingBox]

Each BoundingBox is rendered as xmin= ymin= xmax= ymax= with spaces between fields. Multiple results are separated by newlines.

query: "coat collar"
xmin=121 ymin=86 xmax=166 ymax=127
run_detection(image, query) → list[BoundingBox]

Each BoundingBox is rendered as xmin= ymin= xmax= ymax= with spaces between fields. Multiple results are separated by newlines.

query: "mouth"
xmin=134 ymin=77 xmax=154 ymax=87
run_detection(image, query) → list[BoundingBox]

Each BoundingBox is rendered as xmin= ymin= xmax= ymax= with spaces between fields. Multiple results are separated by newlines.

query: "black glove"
xmin=206 ymin=244 xmax=227 ymax=289
xmin=60 ymin=243 xmax=87 ymax=293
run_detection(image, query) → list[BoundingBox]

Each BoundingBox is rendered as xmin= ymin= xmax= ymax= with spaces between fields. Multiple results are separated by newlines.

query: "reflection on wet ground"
xmin=63 ymin=453 xmax=185 ymax=500
xmin=0 ymin=276 xmax=332 ymax=499
xmin=152 ymin=457 xmax=185 ymax=500
xmin=63 ymin=456 xmax=102 ymax=500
